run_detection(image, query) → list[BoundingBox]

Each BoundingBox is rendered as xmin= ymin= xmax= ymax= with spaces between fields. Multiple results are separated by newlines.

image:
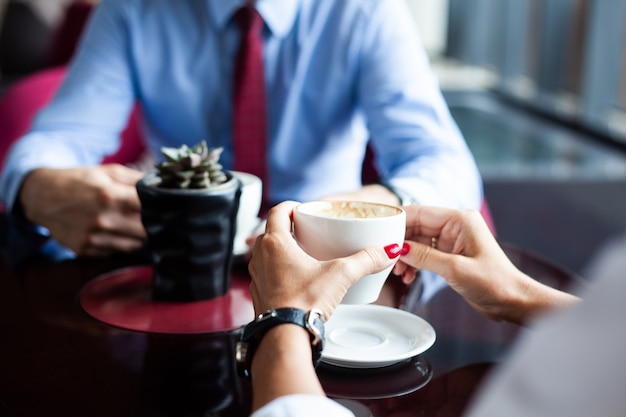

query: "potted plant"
xmin=136 ymin=141 xmax=242 ymax=302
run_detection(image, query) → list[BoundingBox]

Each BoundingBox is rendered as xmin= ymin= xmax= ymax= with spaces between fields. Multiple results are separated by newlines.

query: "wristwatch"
xmin=235 ymin=307 xmax=325 ymax=379
xmin=377 ymin=181 xmax=417 ymax=206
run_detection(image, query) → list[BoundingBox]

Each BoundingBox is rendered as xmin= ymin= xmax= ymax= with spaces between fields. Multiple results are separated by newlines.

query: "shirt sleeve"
xmin=0 ymin=0 xmax=135 ymax=211
xmin=357 ymin=1 xmax=483 ymax=209
xmin=463 ymin=259 xmax=626 ymax=417
xmin=251 ymin=395 xmax=355 ymax=417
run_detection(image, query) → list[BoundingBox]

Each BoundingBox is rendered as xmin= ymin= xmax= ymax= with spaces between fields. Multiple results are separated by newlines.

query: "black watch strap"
xmin=235 ymin=307 xmax=325 ymax=379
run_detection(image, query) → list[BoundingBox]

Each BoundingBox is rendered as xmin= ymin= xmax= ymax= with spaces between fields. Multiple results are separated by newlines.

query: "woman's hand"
xmin=394 ymin=205 xmax=579 ymax=325
xmin=247 ymin=201 xmax=400 ymax=320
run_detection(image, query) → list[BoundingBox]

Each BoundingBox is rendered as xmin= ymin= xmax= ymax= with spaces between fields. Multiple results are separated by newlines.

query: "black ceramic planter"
xmin=136 ymin=172 xmax=242 ymax=302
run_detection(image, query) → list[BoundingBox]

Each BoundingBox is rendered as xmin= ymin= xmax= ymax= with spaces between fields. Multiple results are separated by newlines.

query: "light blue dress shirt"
xmin=0 ymin=0 xmax=481 ymax=214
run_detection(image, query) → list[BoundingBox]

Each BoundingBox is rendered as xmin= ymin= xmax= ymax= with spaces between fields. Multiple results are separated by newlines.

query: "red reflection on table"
xmin=80 ymin=266 xmax=254 ymax=334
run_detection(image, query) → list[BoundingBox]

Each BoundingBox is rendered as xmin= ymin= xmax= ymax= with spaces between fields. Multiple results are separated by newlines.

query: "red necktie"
xmin=233 ymin=6 xmax=269 ymax=203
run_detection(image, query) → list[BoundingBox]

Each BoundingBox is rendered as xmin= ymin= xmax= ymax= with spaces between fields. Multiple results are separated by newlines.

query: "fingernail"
xmin=401 ymin=242 xmax=410 ymax=256
xmin=384 ymin=244 xmax=402 ymax=259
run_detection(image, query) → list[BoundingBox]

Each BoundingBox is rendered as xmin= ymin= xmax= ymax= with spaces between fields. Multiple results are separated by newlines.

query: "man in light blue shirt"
xmin=0 ymin=0 xmax=482 ymax=258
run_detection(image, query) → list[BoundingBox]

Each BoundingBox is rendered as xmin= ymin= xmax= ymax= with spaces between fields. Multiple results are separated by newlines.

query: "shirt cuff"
xmin=251 ymin=395 xmax=355 ymax=417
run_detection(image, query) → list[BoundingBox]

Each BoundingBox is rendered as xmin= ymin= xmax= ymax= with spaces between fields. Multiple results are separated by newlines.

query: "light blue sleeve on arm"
xmin=0 ymin=0 xmax=136 ymax=211
xmin=251 ymin=395 xmax=355 ymax=417
xmin=358 ymin=1 xmax=482 ymax=209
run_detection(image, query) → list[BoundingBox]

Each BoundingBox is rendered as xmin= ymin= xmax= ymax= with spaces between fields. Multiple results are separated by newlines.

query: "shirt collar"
xmin=208 ymin=0 xmax=299 ymax=38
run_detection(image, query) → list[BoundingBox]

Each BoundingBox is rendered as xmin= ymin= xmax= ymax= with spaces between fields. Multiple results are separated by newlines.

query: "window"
xmin=445 ymin=0 xmax=626 ymax=144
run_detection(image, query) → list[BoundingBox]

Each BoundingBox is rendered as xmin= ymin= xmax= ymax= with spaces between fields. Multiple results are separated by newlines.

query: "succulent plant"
xmin=155 ymin=140 xmax=228 ymax=189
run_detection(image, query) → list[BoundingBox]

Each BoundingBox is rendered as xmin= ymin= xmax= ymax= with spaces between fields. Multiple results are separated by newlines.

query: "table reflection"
xmin=319 ymin=356 xmax=432 ymax=400
xmin=141 ymin=332 xmax=248 ymax=416
xmin=0 ymin=238 xmax=578 ymax=417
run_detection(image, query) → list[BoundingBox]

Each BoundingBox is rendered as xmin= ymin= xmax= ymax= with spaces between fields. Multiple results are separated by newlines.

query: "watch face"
xmin=235 ymin=308 xmax=325 ymax=378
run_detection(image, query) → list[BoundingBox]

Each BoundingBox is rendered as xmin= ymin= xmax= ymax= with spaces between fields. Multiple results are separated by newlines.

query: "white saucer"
xmin=233 ymin=217 xmax=263 ymax=256
xmin=321 ymin=304 xmax=436 ymax=368
xmin=233 ymin=240 xmax=250 ymax=256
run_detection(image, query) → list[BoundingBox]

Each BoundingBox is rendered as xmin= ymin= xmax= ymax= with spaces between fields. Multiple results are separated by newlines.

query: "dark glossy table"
xmin=0 ymin=241 xmax=578 ymax=417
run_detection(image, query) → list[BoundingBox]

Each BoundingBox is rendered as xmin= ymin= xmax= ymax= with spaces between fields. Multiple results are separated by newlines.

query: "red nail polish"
xmin=400 ymin=242 xmax=410 ymax=256
xmin=384 ymin=244 xmax=402 ymax=259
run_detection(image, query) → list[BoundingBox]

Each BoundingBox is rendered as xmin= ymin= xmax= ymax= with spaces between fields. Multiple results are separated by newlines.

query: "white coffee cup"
xmin=232 ymin=171 xmax=263 ymax=255
xmin=293 ymin=200 xmax=406 ymax=304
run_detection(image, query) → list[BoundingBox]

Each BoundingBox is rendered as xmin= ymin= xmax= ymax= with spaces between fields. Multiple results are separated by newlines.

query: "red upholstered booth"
xmin=0 ymin=66 xmax=145 ymax=212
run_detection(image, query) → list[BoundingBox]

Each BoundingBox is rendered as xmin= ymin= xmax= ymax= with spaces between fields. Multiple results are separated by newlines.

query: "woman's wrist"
xmin=250 ymin=324 xmax=325 ymax=411
xmin=504 ymin=270 xmax=580 ymax=325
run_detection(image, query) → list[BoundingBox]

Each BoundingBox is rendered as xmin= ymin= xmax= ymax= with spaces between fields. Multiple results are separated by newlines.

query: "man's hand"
xmin=19 ymin=164 xmax=147 ymax=257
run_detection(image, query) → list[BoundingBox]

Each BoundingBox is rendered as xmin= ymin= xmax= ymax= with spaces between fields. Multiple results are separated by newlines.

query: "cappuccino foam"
xmin=298 ymin=201 xmax=401 ymax=219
